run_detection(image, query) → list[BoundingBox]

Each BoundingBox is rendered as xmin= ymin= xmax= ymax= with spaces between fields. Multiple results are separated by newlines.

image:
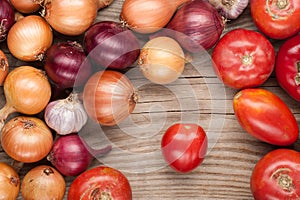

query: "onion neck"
xmin=0 ymin=103 xmax=16 ymax=131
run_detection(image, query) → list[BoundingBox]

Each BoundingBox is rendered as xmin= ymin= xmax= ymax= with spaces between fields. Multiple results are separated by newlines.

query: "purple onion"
xmin=84 ymin=21 xmax=140 ymax=70
xmin=0 ymin=0 xmax=15 ymax=42
xmin=44 ymin=41 xmax=92 ymax=89
xmin=153 ymin=0 xmax=225 ymax=52
xmin=47 ymin=134 xmax=112 ymax=177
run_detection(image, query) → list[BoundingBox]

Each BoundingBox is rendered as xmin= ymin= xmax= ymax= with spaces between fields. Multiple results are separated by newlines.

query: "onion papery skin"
xmin=2 ymin=66 xmax=51 ymax=116
xmin=44 ymin=41 xmax=92 ymax=89
xmin=0 ymin=50 xmax=9 ymax=86
xmin=0 ymin=0 xmax=15 ymax=42
xmin=43 ymin=0 xmax=98 ymax=36
xmin=1 ymin=116 xmax=53 ymax=163
xmin=84 ymin=21 xmax=140 ymax=70
xmin=44 ymin=93 xmax=88 ymax=135
xmin=83 ymin=70 xmax=137 ymax=126
xmin=7 ymin=15 xmax=53 ymax=61
xmin=160 ymin=0 xmax=225 ymax=52
xmin=9 ymin=0 xmax=42 ymax=14
xmin=0 ymin=162 xmax=20 ymax=200
xmin=47 ymin=134 xmax=111 ymax=176
xmin=21 ymin=165 xmax=66 ymax=200
xmin=120 ymin=0 xmax=191 ymax=34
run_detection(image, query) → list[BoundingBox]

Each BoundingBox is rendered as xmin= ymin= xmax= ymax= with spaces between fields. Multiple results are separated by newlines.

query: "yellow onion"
xmin=9 ymin=0 xmax=43 ymax=14
xmin=0 ymin=66 xmax=51 ymax=128
xmin=83 ymin=70 xmax=137 ymax=126
xmin=0 ymin=162 xmax=20 ymax=199
xmin=7 ymin=15 xmax=53 ymax=61
xmin=43 ymin=0 xmax=98 ymax=36
xmin=120 ymin=0 xmax=191 ymax=34
xmin=0 ymin=50 xmax=9 ymax=86
xmin=138 ymin=36 xmax=185 ymax=84
xmin=1 ymin=116 xmax=53 ymax=164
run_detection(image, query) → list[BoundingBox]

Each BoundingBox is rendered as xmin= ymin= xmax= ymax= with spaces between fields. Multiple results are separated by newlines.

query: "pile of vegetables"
xmin=0 ymin=0 xmax=299 ymax=199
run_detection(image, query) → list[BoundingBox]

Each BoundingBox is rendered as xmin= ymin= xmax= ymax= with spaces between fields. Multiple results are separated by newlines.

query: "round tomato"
xmin=251 ymin=149 xmax=300 ymax=199
xmin=275 ymin=34 xmax=300 ymax=102
xmin=68 ymin=166 xmax=132 ymax=200
xmin=250 ymin=0 xmax=300 ymax=39
xmin=233 ymin=88 xmax=299 ymax=146
xmin=212 ymin=28 xmax=275 ymax=89
xmin=161 ymin=123 xmax=208 ymax=173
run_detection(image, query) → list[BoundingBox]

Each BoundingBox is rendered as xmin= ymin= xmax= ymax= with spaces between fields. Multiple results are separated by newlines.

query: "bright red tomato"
xmin=161 ymin=123 xmax=208 ymax=173
xmin=68 ymin=166 xmax=132 ymax=200
xmin=212 ymin=28 xmax=275 ymax=89
xmin=275 ymin=34 xmax=300 ymax=102
xmin=250 ymin=0 xmax=300 ymax=39
xmin=251 ymin=149 xmax=300 ymax=199
xmin=233 ymin=88 xmax=299 ymax=146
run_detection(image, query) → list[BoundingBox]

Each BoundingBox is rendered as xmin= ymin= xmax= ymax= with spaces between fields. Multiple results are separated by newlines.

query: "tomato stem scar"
xmin=295 ymin=62 xmax=300 ymax=85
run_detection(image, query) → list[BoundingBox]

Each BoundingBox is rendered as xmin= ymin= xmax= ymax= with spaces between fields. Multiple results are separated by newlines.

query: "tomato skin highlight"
xmin=68 ymin=166 xmax=132 ymax=200
xmin=212 ymin=28 xmax=275 ymax=89
xmin=275 ymin=34 xmax=300 ymax=102
xmin=250 ymin=0 xmax=300 ymax=39
xmin=251 ymin=149 xmax=300 ymax=199
xmin=233 ymin=88 xmax=299 ymax=146
xmin=161 ymin=123 xmax=208 ymax=173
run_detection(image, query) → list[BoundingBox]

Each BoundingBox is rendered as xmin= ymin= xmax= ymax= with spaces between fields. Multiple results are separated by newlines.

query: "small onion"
xmin=43 ymin=0 xmax=98 ymax=36
xmin=83 ymin=70 xmax=137 ymax=126
xmin=0 ymin=66 xmax=52 ymax=127
xmin=0 ymin=162 xmax=20 ymax=200
xmin=47 ymin=134 xmax=112 ymax=176
xmin=84 ymin=21 xmax=140 ymax=70
xmin=44 ymin=93 xmax=88 ymax=135
xmin=120 ymin=0 xmax=191 ymax=34
xmin=7 ymin=15 xmax=53 ymax=61
xmin=21 ymin=165 xmax=66 ymax=200
xmin=44 ymin=41 xmax=92 ymax=89
xmin=1 ymin=116 xmax=53 ymax=163
xmin=208 ymin=0 xmax=249 ymax=19
xmin=9 ymin=0 xmax=42 ymax=14
xmin=138 ymin=36 xmax=185 ymax=84
xmin=155 ymin=0 xmax=225 ymax=52
xmin=0 ymin=50 xmax=9 ymax=86
xmin=0 ymin=0 xmax=15 ymax=42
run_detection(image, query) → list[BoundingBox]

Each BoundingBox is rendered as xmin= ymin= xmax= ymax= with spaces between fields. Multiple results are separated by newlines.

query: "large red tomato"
xmin=68 ymin=166 xmax=132 ymax=200
xmin=275 ymin=34 xmax=300 ymax=102
xmin=251 ymin=149 xmax=300 ymax=199
xmin=212 ymin=28 xmax=275 ymax=89
xmin=233 ymin=88 xmax=299 ymax=146
xmin=161 ymin=123 xmax=208 ymax=173
xmin=250 ymin=0 xmax=300 ymax=39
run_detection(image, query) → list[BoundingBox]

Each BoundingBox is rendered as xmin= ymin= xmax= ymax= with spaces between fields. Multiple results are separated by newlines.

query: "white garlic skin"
xmin=44 ymin=94 xmax=88 ymax=135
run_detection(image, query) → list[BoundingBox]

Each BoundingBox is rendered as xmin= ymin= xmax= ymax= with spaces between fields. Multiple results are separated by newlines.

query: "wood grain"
xmin=0 ymin=1 xmax=299 ymax=199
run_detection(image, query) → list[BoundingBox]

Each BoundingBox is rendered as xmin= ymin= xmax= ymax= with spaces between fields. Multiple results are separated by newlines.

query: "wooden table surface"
xmin=1 ymin=1 xmax=300 ymax=199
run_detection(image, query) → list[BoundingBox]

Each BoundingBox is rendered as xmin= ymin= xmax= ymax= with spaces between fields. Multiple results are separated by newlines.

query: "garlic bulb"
xmin=44 ymin=93 xmax=88 ymax=135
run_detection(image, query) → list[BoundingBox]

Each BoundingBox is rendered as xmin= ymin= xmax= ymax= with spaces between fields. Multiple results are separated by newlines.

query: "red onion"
xmin=47 ymin=134 xmax=112 ymax=176
xmin=44 ymin=41 xmax=92 ymax=89
xmin=0 ymin=0 xmax=15 ymax=42
xmin=84 ymin=21 xmax=140 ymax=70
xmin=153 ymin=0 xmax=224 ymax=52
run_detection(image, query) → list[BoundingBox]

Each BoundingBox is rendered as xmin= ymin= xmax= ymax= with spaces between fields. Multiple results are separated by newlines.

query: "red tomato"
xmin=161 ymin=123 xmax=208 ymax=173
xmin=233 ymin=88 xmax=299 ymax=146
xmin=251 ymin=149 xmax=300 ymax=199
xmin=68 ymin=166 xmax=132 ymax=200
xmin=250 ymin=0 xmax=300 ymax=39
xmin=212 ymin=28 xmax=275 ymax=89
xmin=275 ymin=34 xmax=300 ymax=102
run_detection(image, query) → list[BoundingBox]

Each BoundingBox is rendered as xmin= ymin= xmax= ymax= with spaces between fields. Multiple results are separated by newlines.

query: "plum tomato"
xmin=212 ymin=28 xmax=275 ymax=89
xmin=68 ymin=166 xmax=132 ymax=200
xmin=250 ymin=0 xmax=300 ymax=39
xmin=275 ymin=34 xmax=300 ymax=102
xmin=233 ymin=88 xmax=299 ymax=146
xmin=251 ymin=149 xmax=300 ymax=199
xmin=161 ymin=123 xmax=208 ymax=173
